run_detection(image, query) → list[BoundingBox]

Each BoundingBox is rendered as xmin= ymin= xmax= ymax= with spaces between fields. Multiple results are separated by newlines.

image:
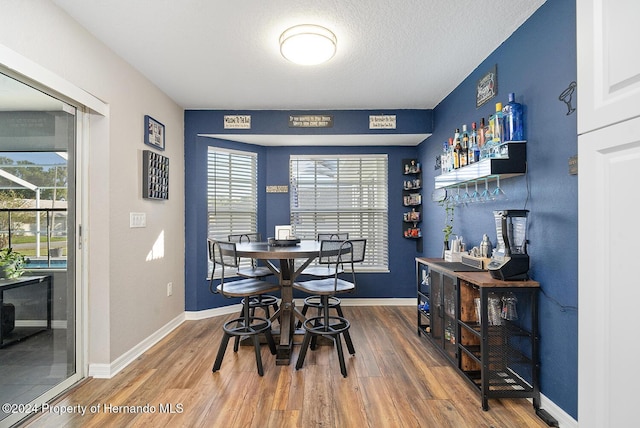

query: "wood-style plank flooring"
xmin=23 ymin=306 xmax=548 ymax=427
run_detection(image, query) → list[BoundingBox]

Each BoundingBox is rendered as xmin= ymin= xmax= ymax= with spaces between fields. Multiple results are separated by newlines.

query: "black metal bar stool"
xmin=228 ymin=233 xmax=280 ymax=350
xmin=208 ymin=239 xmax=280 ymax=376
xmin=294 ymin=239 xmax=366 ymax=377
xmin=296 ymin=233 xmax=349 ymax=329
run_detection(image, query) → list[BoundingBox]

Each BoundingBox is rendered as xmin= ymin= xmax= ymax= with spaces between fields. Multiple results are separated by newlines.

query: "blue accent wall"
xmin=185 ymin=0 xmax=577 ymax=418
xmin=418 ymin=0 xmax=577 ymax=418
xmin=185 ymin=109 xmax=432 ymax=313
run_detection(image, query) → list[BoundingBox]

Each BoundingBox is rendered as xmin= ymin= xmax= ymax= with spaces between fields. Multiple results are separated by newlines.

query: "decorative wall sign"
xmin=288 ymin=115 xmax=333 ymax=128
xmin=266 ymin=185 xmax=289 ymax=193
xmin=142 ymin=150 xmax=169 ymax=200
xmin=144 ymin=115 xmax=165 ymax=151
xmin=476 ymin=65 xmax=498 ymax=108
xmin=224 ymin=115 xmax=252 ymax=129
xmin=369 ymin=114 xmax=396 ymax=129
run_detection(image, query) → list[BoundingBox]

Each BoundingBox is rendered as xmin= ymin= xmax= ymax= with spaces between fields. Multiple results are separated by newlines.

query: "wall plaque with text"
xmin=224 ymin=115 xmax=251 ymax=129
xmin=369 ymin=114 xmax=396 ymax=129
xmin=288 ymin=115 xmax=333 ymax=128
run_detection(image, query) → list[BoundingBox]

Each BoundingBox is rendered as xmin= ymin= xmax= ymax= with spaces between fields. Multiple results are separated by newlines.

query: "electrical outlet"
xmin=167 ymin=282 xmax=173 ymax=296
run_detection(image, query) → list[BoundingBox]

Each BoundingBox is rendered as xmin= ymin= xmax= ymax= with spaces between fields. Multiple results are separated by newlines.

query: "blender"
xmin=487 ymin=210 xmax=530 ymax=280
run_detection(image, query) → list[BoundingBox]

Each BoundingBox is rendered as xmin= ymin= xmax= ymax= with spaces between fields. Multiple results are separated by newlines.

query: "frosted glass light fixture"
xmin=279 ymin=24 xmax=337 ymax=65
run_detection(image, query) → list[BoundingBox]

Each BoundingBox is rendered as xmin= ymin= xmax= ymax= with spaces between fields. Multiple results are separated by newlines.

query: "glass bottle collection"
xmin=441 ymin=93 xmax=524 ymax=174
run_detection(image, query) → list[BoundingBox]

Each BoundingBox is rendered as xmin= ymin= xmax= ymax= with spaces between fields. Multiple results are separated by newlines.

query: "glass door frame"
xmin=0 ymin=64 xmax=89 ymax=427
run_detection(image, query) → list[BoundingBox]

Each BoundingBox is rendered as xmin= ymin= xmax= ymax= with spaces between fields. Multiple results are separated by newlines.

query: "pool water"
xmin=25 ymin=259 xmax=68 ymax=269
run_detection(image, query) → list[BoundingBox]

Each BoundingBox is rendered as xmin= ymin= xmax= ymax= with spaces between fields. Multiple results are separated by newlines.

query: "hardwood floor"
xmin=22 ymin=306 xmax=548 ymax=427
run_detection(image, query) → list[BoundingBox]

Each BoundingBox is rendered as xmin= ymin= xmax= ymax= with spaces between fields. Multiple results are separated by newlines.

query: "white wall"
xmin=0 ymin=0 xmax=185 ymax=365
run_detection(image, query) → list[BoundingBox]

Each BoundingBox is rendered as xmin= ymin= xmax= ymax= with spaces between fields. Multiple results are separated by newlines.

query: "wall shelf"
xmin=435 ymin=141 xmax=527 ymax=189
xmin=402 ymin=159 xmax=422 ymax=251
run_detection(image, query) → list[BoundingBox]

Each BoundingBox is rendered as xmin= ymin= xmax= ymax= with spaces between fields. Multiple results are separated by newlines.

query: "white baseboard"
xmin=88 ymin=312 xmax=185 ymax=379
xmin=184 ymin=304 xmax=243 ymax=320
xmin=538 ymin=393 xmax=577 ymax=428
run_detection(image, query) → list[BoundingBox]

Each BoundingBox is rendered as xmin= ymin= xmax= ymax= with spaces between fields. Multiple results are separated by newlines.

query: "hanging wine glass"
xmin=452 ymin=186 xmax=462 ymax=205
xmin=478 ymin=178 xmax=490 ymax=203
xmin=490 ymin=175 xmax=507 ymax=200
xmin=470 ymin=181 xmax=480 ymax=203
xmin=461 ymin=183 xmax=471 ymax=206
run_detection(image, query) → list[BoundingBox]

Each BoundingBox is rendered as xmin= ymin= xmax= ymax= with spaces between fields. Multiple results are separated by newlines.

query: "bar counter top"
xmin=416 ymin=257 xmax=539 ymax=288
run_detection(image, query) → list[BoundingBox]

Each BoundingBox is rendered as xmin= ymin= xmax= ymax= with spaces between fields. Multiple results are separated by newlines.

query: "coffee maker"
xmin=487 ymin=210 xmax=530 ymax=280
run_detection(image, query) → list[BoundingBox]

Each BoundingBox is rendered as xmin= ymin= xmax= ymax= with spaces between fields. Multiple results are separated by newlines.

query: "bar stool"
xmin=227 ymin=233 xmax=279 ymax=352
xmin=296 ymin=233 xmax=349 ymax=329
xmin=208 ymin=239 xmax=280 ymax=376
xmin=294 ymin=239 xmax=366 ymax=377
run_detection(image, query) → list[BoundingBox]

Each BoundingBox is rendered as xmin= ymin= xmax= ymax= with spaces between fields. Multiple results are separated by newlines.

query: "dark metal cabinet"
xmin=416 ymin=260 xmax=457 ymax=363
xmin=415 ymin=258 xmax=554 ymax=425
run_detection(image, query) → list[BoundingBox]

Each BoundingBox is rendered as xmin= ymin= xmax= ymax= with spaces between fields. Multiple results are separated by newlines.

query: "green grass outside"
xmin=10 ymin=236 xmax=66 ymax=244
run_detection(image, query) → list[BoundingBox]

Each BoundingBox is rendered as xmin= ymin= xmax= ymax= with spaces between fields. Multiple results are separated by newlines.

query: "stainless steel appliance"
xmin=487 ymin=209 xmax=529 ymax=280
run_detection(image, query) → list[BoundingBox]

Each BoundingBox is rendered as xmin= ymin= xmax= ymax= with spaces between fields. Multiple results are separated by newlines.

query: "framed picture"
xmin=144 ymin=115 xmax=165 ymax=151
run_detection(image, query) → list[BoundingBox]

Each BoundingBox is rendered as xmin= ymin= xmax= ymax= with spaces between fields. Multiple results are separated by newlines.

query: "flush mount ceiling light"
xmin=279 ymin=24 xmax=337 ymax=66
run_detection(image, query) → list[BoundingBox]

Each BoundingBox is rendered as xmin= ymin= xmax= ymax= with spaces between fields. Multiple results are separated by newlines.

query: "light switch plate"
xmin=130 ymin=212 xmax=146 ymax=228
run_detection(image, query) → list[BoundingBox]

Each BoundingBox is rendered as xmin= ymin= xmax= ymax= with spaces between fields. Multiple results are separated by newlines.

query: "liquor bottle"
xmin=461 ymin=124 xmax=469 ymax=149
xmin=459 ymin=125 xmax=469 ymax=167
xmin=453 ymin=134 xmax=462 ymax=169
xmin=448 ymin=137 xmax=455 ymax=171
xmin=441 ymin=141 xmax=449 ymax=173
xmin=502 ymin=92 xmax=524 ymax=141
xmin=492 ymin=102 xmax=503 ymax=144
xmin=478 ymin=117 xmax=486 ymax=148
xmin=470 ymin=122 xmax=477 ymax=146
xmin=468 ymin=122 xmax=478 ymax=164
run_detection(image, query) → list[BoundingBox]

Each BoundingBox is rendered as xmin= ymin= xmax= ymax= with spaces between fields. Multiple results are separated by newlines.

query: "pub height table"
xmin=235 ymin=240 xmax=321 ymax=365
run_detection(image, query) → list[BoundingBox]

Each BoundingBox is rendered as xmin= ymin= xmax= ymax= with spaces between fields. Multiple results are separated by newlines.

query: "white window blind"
xmin=207 ymin=147 xmax=258 ymax=273
xmin=290 ymin=154 xmax=389 ymax=271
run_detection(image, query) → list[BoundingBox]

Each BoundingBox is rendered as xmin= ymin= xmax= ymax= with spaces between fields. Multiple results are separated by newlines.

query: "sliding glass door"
xmin=0 ymin=70 xmax=81 ymax=426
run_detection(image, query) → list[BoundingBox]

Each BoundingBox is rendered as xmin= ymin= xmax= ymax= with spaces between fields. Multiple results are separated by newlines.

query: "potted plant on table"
xmin=0 ymin=248 xmax=26 ymax=279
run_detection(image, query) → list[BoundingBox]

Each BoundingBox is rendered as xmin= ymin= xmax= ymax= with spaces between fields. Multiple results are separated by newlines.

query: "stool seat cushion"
xmin=217 ymin=278 xmax=279 ymax=298
xmin=293 ymin=278 xmax=355 ymax=295
xmin=237 ymin=266 xmax=273 ymax=278
xmin=301 ymin=265 xmax=344 ymax=277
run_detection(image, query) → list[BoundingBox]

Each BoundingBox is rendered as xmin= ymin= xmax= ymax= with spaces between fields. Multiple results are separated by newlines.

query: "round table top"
xmin=235 ymin=240 xmax=321 ymax=259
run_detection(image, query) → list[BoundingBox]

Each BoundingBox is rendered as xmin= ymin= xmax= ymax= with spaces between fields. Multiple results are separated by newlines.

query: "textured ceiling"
xmin=51 ymin=0 xmax=546 ymax=111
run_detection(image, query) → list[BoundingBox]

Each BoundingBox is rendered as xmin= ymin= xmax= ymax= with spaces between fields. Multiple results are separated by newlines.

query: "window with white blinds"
xmin=290 ymin=154 xmax=389 ymax=271
xmin=207 ymin=146 xmax=258 ymax=241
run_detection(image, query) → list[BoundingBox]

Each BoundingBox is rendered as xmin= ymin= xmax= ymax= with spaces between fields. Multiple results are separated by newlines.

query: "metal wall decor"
xmin=559 ymin=81 xmax=577 ymax=115
xmin=142 ymin=150 xmax=169 ymax=200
